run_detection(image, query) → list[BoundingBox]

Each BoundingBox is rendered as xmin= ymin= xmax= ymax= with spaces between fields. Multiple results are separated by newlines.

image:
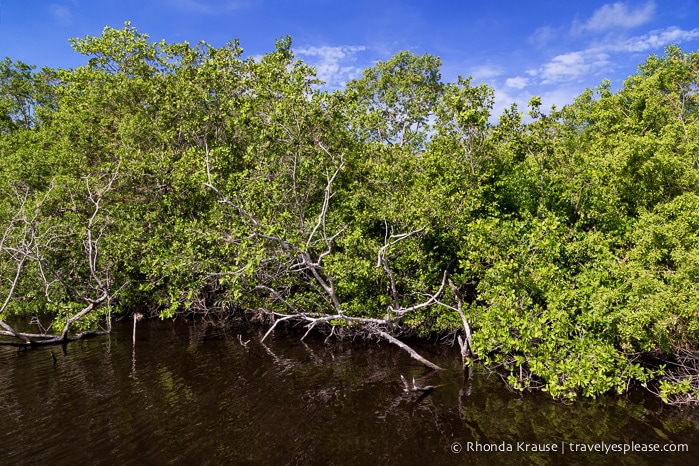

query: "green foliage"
xmin=2 ymin=25 xmax=699 ymax=401
xmin=344 ymin=50 xmax=442 ymax=148
xmin=0 ymin=57 xmax=57 ymax=133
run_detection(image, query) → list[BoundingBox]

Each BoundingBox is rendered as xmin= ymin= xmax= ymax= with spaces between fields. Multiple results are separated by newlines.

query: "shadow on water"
xmin=1 ymin=319 xmax=699 ymax=465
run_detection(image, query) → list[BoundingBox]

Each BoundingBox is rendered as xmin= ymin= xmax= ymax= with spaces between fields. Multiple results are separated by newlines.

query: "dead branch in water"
xmin=379 ymin=331 xmax=442 ymax=371
xmin=0 ymin=330 xmax=108 ymax=347
xmin=400 ymin=374 xmax=441 ymax=393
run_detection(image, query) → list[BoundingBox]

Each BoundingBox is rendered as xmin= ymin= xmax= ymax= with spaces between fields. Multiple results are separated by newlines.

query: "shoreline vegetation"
xmin=1 ymin=22 xmax=699 ymax=405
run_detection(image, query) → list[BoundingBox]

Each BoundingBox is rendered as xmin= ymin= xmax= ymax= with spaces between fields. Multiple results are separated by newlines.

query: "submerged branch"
xmin=400 ymin=374 xmax=441 ymax=393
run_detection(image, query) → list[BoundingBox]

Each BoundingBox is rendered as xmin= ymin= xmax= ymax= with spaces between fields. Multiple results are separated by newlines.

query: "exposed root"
xmin=649 ymin=347 xmax=699 ymax=406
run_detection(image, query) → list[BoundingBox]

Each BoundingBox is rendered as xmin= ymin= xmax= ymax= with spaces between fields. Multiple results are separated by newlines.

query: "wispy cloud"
xmin=574 ymin=1 xmax=656 ymax=33
xmin=528 ymin=26 xmax=559 ymax=48
xmin=605 ymin=26 xmax=699 ymax=52
xmin=526 ymin=25 xmax=698 ymax=86
xmin=505 ymin=76 xmax=530 ymax=89
xmin=50 ymin=3 xmax=72 ymax=26
xmin=295 ymin=45 xmax=367 ymax=88
xmin=469 ymin=64 xmax=503 ymax=81
xmin=527 ymin=50 xmax=612 ymax=85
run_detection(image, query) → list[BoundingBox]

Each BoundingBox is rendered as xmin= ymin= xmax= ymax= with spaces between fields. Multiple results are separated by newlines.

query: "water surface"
xmin=1 ymin=319 xmax=698 ymax=465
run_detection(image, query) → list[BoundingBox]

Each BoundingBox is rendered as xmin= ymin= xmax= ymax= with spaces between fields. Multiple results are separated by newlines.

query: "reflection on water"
xmin=1 ymin=319 xmax=698 ymax=465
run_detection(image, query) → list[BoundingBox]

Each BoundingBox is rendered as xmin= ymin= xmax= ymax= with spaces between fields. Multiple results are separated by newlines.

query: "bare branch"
xmin=83 ymin=166 xmax=119 ymax=289
xmin=260 ymin=314 xmax=297 ymax=343
xmin=392 ymin=270 xmax=448 ymax=316
xmin=0 ymin=167 xmax=119 ymax=346
xmin=376 ymin=223 xmax=426 ymax=309
xmin=306 ymin=154 xmax=344 ymax=250
xmin=448 ymin=279 xmax=473 ymax=366
xmin=0 ymin=255 xmax=27 ymax=317
xmin=376 ymin=224 xmax=426 ymax=268
xmin=378 ymin=331 xmax=442 ymax=370
xmin=59 ymin=293 xmax=110 ymax=340
xmin=204 ymin=140 xmax=445 ymax=371
xmin=254 ymin=285 xmax=299 ymax=313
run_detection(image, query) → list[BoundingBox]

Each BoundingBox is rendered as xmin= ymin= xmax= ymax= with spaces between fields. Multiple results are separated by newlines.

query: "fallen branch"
xmin=260 ymin=314 xmax=297 ymax=343
xmin=0 ymin=330 xmax=108 ymax=347
xmin=257 ymin=309 xmax=444 ymax=370
xmin=378 ymin=330 xmax=442 ymax=370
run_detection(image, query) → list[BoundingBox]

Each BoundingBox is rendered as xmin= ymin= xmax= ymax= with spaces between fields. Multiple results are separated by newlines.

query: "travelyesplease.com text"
xmin=451 ymin=441 xmax=688 ymax=455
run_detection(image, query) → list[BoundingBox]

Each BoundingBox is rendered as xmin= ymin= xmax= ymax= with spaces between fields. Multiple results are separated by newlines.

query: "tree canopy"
xmin=2 ymin=22 xmax=699 ymax=404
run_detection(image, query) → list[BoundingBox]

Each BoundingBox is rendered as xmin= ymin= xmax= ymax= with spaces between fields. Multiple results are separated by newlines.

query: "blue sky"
xmin=1 ymin=1 xmax=699 ymax=115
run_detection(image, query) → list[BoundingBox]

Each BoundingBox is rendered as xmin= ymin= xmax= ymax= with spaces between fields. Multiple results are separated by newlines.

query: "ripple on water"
xmin=1 ymin=320 xmax=699 ymax=465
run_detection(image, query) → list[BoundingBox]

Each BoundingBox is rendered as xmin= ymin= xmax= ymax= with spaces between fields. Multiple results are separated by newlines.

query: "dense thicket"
xmin=2 ymin=23 xmax=699 ymax=403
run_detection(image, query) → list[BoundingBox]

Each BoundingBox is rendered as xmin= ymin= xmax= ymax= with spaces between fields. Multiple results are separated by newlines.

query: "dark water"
xmin=1 ymin=319 xmax=698 ymax=465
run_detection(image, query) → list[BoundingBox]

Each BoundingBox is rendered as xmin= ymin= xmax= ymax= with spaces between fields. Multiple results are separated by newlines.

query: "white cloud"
xmin=295 ymin=45 xmax=367 ymax=87
xmin=529 ymin=25 xmax=699 ymax=86
xmin=513 ymin=21 xmax=699 ymax=113
xmin=469 ymin=64 xmax=503 ymax=81
xmin=505 ymin=76 xmax=529 ymax=89
xmin=576 ymin=1 xmax=656 ymax=33
xmin=547 ymin=52 xmax=585 ymax=80
xmin=489 ymin=2 xmax=699 ymax=115
xmin=527 ymin=50 xmax=613 ymax=85
xmin=491 ymin=87 xmax=525 ymax=120
xmin=491 ymin=83 xmax=588 ymax=122
xmin=50 ymin=4 xmax=72 ymax=26
xmin=606 ymin=26 xmax=699 ymax=52
xmin=528 ymin=51 xmax=586 ymax=84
